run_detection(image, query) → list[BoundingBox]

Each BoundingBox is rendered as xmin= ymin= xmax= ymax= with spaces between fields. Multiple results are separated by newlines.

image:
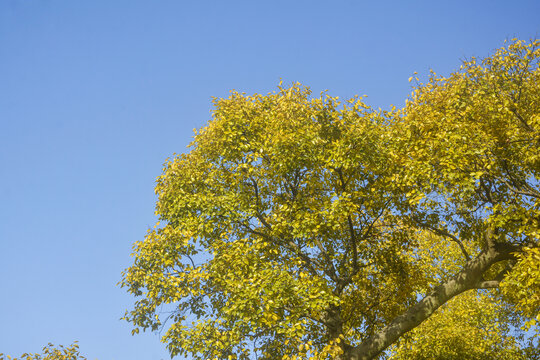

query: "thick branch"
xmin=346 ymin=245 xmax=515 ymax=360
xmin=475 ymin=280 xmax=500 ymax=289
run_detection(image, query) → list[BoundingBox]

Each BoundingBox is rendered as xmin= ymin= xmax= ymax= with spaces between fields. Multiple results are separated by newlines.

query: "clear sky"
xmin=0 ymin=1 xmax=538 ymax=359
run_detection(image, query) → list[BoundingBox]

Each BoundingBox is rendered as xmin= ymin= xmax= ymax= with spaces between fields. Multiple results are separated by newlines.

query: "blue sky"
xmin=0 ymin=1 xmax=538 ymax=359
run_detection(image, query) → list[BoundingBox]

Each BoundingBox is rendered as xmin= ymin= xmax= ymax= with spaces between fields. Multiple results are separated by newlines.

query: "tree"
xmin=0 ymin=343 xmax=87 ymax=360
xmin=121 ymin=39 xmax=539 ymax=359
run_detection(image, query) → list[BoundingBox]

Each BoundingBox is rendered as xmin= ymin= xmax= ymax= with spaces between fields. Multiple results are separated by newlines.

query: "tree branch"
xmin=413 ymin=217 xmax=470 ymax=262
xmin=475 ymin=280 xmax=500 ymax=289
xmin=495 ymin=175 xmax=540 ymax=199
xmin=347 ymin=245 xmax=515 ymax=360
xmin=347 ymin=215 xmax=359 ymax=271
xmin=510 ymin=108 xmax=535 ymax=132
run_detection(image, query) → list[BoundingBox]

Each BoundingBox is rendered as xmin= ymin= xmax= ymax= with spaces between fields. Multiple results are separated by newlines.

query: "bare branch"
xmin=495 ymin=175 xmax=540 ymax=199
xmin=313 ymin=237 xmax=340 ymax=283
xmin=348 ymin=215 xmax=359 ymax=271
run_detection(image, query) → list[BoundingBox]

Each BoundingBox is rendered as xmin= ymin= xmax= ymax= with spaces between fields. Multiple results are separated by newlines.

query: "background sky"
xmin=0 ymin=1 xmax=538 ymax=359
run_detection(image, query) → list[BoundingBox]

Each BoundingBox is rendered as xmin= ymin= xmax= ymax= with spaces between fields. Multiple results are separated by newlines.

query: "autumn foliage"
xmin=0 ymin=343 xmax=87 ymax=360
xmin=119 ymin=39 xmax=540 ymax=359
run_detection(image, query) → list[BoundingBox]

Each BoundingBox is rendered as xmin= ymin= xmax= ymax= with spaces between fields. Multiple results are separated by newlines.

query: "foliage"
xmin=122 ymin=39 xmax=540 ymax=359
xmin=0 ymin=343 xmax=87 ymax=360
xmin=396 ymin=38 xmax=540 ymax=247
xmin=501 ymin=247 xmax=540 ymax=331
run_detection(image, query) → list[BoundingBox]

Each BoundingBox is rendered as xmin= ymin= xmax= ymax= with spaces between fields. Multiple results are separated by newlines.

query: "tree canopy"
xmin=0 ymin=343 xmax=87 ymax=360
xmin=121 ymin=39 xmax=540 ymax=359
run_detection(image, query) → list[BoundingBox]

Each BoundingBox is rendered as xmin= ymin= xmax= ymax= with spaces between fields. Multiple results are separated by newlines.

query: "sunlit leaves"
xmin=396 ymin=39 xmax=540 ymax=250
xmin=501 ymin=247 xmax=540 ymax=331
xmin=0 ymin=343 xmax=87 ymax=360
xmin=122 ymin=40 xmax=540 ymax=359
